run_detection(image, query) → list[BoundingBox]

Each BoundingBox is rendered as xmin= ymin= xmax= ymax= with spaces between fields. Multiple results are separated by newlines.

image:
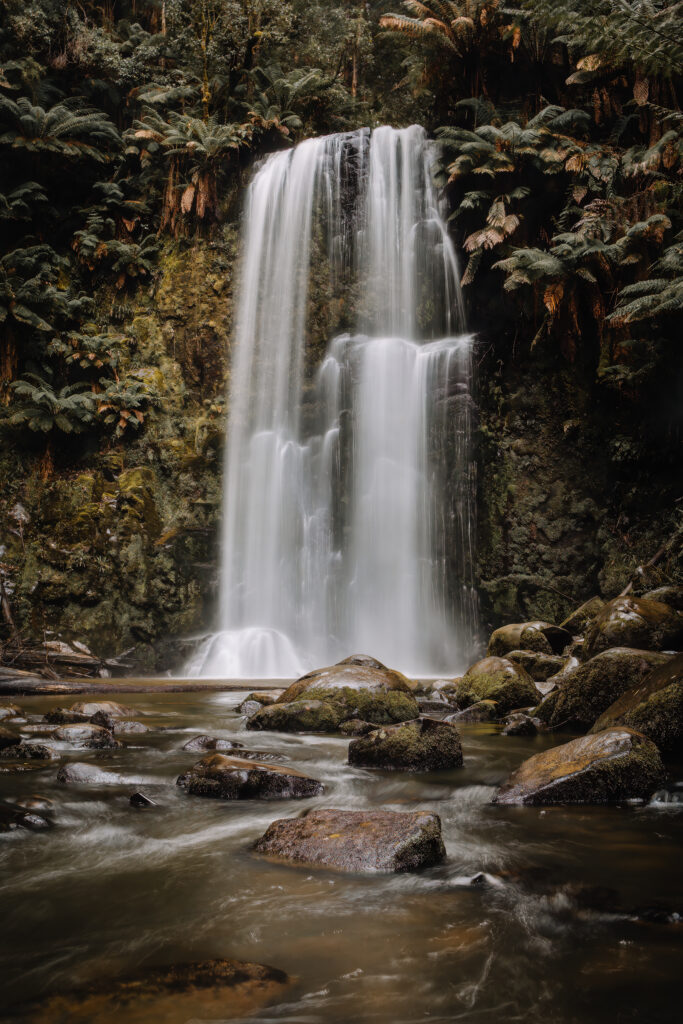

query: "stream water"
xmin=1 ymin=690 xmax=681 ymax=1023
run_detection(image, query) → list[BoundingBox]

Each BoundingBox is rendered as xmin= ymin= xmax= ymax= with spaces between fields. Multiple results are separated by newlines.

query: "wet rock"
xmin=181 ymin=734 xmax=242 ymax=752
xmin=71 ymin=700 xmax=138 ymax=718
xmin=254 ymin=808 xmax=445 ymax=872
xmin=14 ymin=795 xmax=54 ymax=812
xmin=0 ymin=742 xmax=55 ymax=761
xmin=130 ymin=791 xmax=156 ymax=808
xmin=454 ymin=657 xmax=541 ymax=713
xmin=44 ymin=708 xmax=92 ymax=725
xmin=274 ymin=659 xmax=419 ymax=725
xmin=24 ymin=957 xmax=290 ymax=1023
xmin=535 ymin=648 xmax=672 ymax=730
xmin=338 ymin=654 xmax=387 ymax=669
xmin=488 ymin=621 xmax=571 ymax=658
xmin=238 ymin=700 xmax=263 ymax=717
xmin=57 ymin=761 xmax=126 ymax=785
xmin=505 ymin=650 xmax=565 ymax=682
xmin=245 ymin=691 xmax=279 ymax=706
xmin=445 ymin=700 xmax=500 ymax=723
xmin=339 ymin=718 xmax=375 ymax=737
xmin=0 ymin=702 xmax=23 ymax=720
xmin=416 ymin=693 xmax=454 ymax=713
xmin=0 ymin=802 xmax=51 ymax=832
xmin=348 ymin=717 xmax=463 ymax=771
xmin=246 ymin=699 xmax=345 ymax=733
xmin=177 ymin=753 xmax=323 ymax=800
xmin=111 ymin=720 xmax=149 ymax=735
xmin=53 ymin=724 xmax=121 ymax=749
xmin=590 ymin=653 xmax=683 ymax=756
xmin=583 ymin=596 xmax=683 ymax=659
xmin=642 ymin=586 xmax=683 ymax=612
xmin=501 ymin=713 xmax=538 ymax=737
xmin=237 ymin=692 xmax=279 ymax=715
xmin=493 ymin=728 xmax=664 ymax=805
xmin=559 ymin=596 xmax=606 ymax=635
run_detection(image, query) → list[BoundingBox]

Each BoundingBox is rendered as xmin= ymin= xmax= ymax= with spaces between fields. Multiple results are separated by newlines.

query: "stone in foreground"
xmin=348 ymin=717 xmax=463 ymax=771
xmin=177 ymin=753 xmax=323 ymax=800
xmin=590 ymin=653 xmax=683 ymax=756
xmin=494 ymin=728 xmax=664 ymax=806
xmin=22 ymin=957 xmax=289 ymax=1024
xmin=254 ymin=808 xmax=445 ymax=873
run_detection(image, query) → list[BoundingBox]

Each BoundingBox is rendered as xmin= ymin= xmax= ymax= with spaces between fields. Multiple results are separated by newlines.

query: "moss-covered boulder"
xmin=642 ymin=587 xmax=683 ymax=611
xmin=348 ymin=717 xmax=463 ymax=771
xmin=535 ymin=648 xmax=672 ymax=730
xmin=501 ymin=713 xmax=538 ymax=737
xmin=505 ymin=650 xmax=565 ymax=682
xmin=454 ymin=657 xmax=541 ymax=713
xmin=487 ymin=622 xmax=571 ymax=658
xmin=583 ymin=596 xmax=683 ymax=659
xmin=246 ymin=699 xmax=345 ymax=733
xmin=177 ymin=754 xmax=323 ymax=800
xmin=273 ymin=659 xmax=419 ymax=725
xmin=590 ymin=653 xmax=683 ymax=756
xmin=493 ymin=728 xmax=664 ymax=805
xmin=559 ymin=596 xmax=605 ymax=635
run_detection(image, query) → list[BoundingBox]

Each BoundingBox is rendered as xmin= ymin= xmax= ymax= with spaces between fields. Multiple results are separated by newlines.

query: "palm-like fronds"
xmin=0 ymin=96 xmax=121 ymax=162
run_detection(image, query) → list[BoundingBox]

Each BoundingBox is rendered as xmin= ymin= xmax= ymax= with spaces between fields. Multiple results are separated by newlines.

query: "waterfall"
xmin=186 ymin=125 xmax=479 ymax=679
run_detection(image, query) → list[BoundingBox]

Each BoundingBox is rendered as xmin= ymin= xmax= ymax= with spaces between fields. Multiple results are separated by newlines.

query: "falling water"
xmin=187 ymin=125 xmax=479 ymax=679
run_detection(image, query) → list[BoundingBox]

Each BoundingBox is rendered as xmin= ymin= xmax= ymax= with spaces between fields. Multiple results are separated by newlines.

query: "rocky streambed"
xmin=1 ymin=596 xmax=682 ymax=1023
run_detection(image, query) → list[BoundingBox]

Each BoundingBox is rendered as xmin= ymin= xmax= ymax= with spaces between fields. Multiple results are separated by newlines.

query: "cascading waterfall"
xmin=186 ymin=125 xmax=479 ymax=679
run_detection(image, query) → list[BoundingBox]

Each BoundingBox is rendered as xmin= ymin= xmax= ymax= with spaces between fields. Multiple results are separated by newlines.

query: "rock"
xmin=238 ymin=700 xmax=263 ymax=717
xmin=237 ymin=692 xmax=279 ymax=715
xmin=177 ymin=754 xmax=323 ymax=800
xmin=0 ymin=724 xmax=20 ymax=750
xmin=535 ymin=648 xmax=672 ymax=730
xmin=0 ymin=802 xmax=51 ymax=832
xmin=254 ymin=808 xmax=445 ymax=873
xmin=642 ymin=586 xmax=683 ymax=611
xmin=487 ymin=621 xmax=571 ymax=658
xmin=0 ymin=702 xmax=22 ymax=720
xmin=44 ymin=708 xmax=92 ymax=725
xmin=112 ymin=720 xmax=149 ymax=735
xmin=446 ymin=700 xmax=500 ymax=723
xmin=273 ymin=659 xmax=419 ymax=725
xmin=181 ymin=734 xmax=242 ymax=752
xmin=590 ymin=653 xmax=683 ymax=756
xmin=0 ymin=742 xmax=55 ymax=760
xmin=348 ymin=717 xmax=463 ymax=771
xmin=53 ymin=724 xmax=121 ymax=749
xmin=14 ymin=795 xmax=54 ymax=812
xmin=24 ymin=957 xmax=290 ymax=1023
xmin=246 ymin=700 xmax=345 ymax=733
xmin=416 ymin=693 xmax=454 ymax=713
xmin=338 ymin=654 xmax=387 ymax=669
xmin=130 ymin=791 xmax=156 ymax=808
xmin=57 ymin=762 xmax=126 ymax=785
xmin=560 ymin=596 xmax=605 ymax=635
xmin=71 ymin=700 xmax=138 ymax=718
xmin=501 ymin=713 xmax=538 ymax=737
xmin=583 ymin=596 xmax=683 ymax=659
xmin=505 ymin=650 xmax=565 ymax=682
xmin=246 ymin=691 xmax=279 ymax=705
xmin=339 ymin=718 xmax=375 ymax=737
xmin=454 ymin=657 xmax=541 ymax=713
xmin=493 ymin=728 xmax=664 ymax=805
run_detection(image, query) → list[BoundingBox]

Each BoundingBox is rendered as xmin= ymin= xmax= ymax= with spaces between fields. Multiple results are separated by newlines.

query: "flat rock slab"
xmin=254 ymin=808 xmax=445 ymax=872
xmin=494 ymin=727 xmax=664 ymax=806
xmin=177 ymin=753 xmax=323 ymax=800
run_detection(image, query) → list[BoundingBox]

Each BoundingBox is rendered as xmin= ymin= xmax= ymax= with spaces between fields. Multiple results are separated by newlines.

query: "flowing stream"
xmin=188 ymin=126 xmax=479 ymax=680
xmin=1 ymin=691 xmax=681 ymax=1023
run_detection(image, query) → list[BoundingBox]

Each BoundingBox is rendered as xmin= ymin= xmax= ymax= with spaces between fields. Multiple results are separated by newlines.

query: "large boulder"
xmin=493 ymin=728 xmax=664 ymax=805
xmin=246 ymin=700 xmax=345 ymax=734
xmin=454 ymin=657 xmax=541 ymax=713
xmin=177 ymin=753 xmax=323 ymax=800
xmin=559 ymin=596 xmax=605 ymax=635
xmin=23 ymin=958 xmax=289 ymax=1023
xmin=590 ymin=653 xmax=683 ymax=756
xmin=254 ymin=808 xmax=445 ymax=873
xmin=487 ymin=622 xmax=571 ymax=658
xmin=272 ymin=659 xmax=419 ymax=725
xmin=583 ymin=596 xmax=683 ymax=659
xmin=53 ymin=724 xmax=121 ymax=749
xmin=535 ymin=648 xmax=672 ymax=730
xmin=505 ymin=650 xmax=565 ymax=682
xmin=348 ymin=717 xmax=463 ymax=771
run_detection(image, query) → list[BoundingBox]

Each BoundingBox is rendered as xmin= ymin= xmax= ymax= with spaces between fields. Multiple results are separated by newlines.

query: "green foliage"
xmin=8 ymin=374 xmax=96 ymax=435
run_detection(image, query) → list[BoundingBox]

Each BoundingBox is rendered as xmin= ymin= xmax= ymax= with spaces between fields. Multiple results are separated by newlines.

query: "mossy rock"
xmin=455 ymin=657 xmax=541 ymax=713
xmin=642 ymin=587 xmax=683 ymax=612
xmin=583 ymin=596 xmax=683 ymax=659
xmin=446 ymin=700 xmax=500 ymax=723
xmin=505 ymin=650 xmax=565 ymax=682
xmin=494 ymin=728 xmax=664 ymax=805
xmin=245 ymin=700 xmax=344 ymax=734
xmin=487 ymin=621 xmax=571 ymax=658
xmin=275 ymin=659 xmax=419 ymax=724
xmin=590 ymin=653 xmax=683 ymax=757
xmin=348 ymin=717 xmax=463 ymax=771
xmin=560 ymin=596 xmax=605 ymax=635
xmin=535 ymin=648 xmax=672 ymax=730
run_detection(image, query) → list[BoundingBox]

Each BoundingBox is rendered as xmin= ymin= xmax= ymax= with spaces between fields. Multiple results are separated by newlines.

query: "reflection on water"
xmin=0 ymin=690 xmax=681 ymax=1023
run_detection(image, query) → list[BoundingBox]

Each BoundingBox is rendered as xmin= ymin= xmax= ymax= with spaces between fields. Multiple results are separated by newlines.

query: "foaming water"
xmin=190 ymin=126 xmax=479 ymax=680
xmin=1 ymin=692 xmax=681 ymax=1023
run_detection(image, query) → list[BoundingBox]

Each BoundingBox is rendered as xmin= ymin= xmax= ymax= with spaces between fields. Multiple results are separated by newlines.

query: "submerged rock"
xmin=53 ymin=724 xmax=121 ymax=749
xmin=177 ymin=753 xmax=323 ymax=800
xmin=181 ymin=734 xmax=242 ymax=752
xmin=487 ymin=622 xmax=571 ymax=658
xmin=454 ymin=657 xmax=541 ymax=713
xmin=15 ymin=795 xmax=54 ymax=812
xmin=57 ymin=762 xmax=126 ymax=785
xmin=505 ymin=650 xmax=565 ymax=682
xmin=348 ymin=717 xmax=463 ymax=771
xmin=23 ymin=957 xmax=290 ymax=1024
xmin=494 ymin=728 xmax=664 ymax=805
xmin=583 ymin=596 xmax=683 ymax=659
xmin=445 ymin=700 xmax=500 ymax=724
xmin=0 ymin=802 xmax=51 ymax=832
xmin=246 ymin=700 xmax=344 ymax=733
xmin=590 ymin=653 xmax=683 ymax=756
xmin=273 ymin=659 xmax=419 ymax=725
xmin=560 ymin=596 xmax=605 ymax=635
xmin=535 ymin=648 xmax=672 ymax=730
xmin=254 ymin=808 xmax=445 ymax=873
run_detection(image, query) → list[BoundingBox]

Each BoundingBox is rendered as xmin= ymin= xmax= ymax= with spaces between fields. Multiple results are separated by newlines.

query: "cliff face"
xmin=1 ymin=229 xmax=680 ymax=672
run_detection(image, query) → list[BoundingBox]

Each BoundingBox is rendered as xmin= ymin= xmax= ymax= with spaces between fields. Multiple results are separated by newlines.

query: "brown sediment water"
xmin=0 ymin=689 xmax=681 ymax=1023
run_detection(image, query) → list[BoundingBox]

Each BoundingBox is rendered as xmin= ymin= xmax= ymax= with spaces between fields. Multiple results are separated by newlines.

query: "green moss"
xmin=246 ymin=700 xmax=344 ymax=733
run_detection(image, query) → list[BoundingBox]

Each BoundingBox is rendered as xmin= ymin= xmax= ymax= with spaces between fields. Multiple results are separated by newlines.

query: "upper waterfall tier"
xmin=188 ymin=125 xmax=479 ymax=679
